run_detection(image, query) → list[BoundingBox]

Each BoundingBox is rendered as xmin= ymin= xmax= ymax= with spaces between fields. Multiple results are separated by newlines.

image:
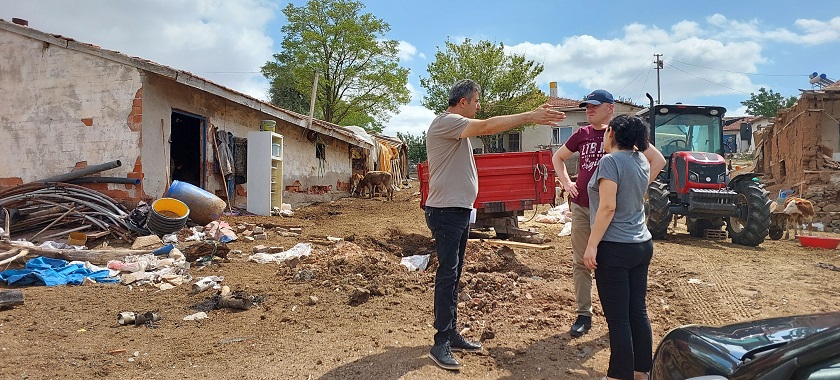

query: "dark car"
xmin=651 ymin=311 xmax=840 ymax=380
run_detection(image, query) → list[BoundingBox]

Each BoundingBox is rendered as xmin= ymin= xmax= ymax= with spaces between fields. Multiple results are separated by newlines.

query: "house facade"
xmin=722 ymin=116 xmax=770 ymax=154
xmin=0 ymin=18 xmax=375 ymax=209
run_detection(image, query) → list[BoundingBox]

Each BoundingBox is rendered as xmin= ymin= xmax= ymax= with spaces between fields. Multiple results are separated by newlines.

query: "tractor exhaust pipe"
xmin=646 ymin=93 xmax=655 ymax=145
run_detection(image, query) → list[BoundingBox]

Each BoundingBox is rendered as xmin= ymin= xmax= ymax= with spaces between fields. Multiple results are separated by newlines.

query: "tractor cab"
xmin=637 ymin=104 xmax=729 ymax=194
xmin=647 ymin=106 xmax=725 ymax=157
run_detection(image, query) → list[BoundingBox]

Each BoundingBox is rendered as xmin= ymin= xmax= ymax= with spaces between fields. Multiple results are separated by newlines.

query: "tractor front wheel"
xmin=727 ymin=179 xmax=771 ymax=246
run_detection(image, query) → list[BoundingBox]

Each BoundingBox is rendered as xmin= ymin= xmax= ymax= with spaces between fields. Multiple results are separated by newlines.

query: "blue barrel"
xmin=164 ymin=180 xmax=227 ymax=225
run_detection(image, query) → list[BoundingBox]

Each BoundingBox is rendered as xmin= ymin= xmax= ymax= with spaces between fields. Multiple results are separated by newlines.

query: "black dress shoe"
xmin=450 ymin=332 xmax=482 ymax=352
xmin=570 ymin=315 xmax=592 ymax=337
xmin=429 ymin=343 xmax=461 ymax=370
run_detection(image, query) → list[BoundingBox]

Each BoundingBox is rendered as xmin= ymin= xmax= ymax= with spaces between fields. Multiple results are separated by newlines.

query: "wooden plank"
xmin=0 ymin=242 xmax=153 ymax=265
xmin=469 ymin=239 xmax=552 ymax=250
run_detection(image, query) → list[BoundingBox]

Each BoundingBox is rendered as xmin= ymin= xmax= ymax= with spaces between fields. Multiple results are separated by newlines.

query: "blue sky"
xmin=4 ymin=1 xmax=839 ymax=137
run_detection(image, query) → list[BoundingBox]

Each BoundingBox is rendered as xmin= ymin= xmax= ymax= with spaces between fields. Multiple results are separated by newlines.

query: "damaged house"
xmin=0 ymin=18 xmax=394 ymax=211
xmin=753 ymin=82 xmax=840 ymax=231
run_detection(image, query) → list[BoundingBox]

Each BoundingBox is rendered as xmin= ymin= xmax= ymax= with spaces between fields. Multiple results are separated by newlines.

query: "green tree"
xmin=740 ymin=87 xmax=798 ymax=118
xmin=261 ymin=0 xmax=410 ymax=133
xmin=419 ymin=38 xmax=546 ymax=151
xmin=397 ymin=131 xmax=427 ymax=164
xmin=267 ymin=71 xmax=308 ymax=114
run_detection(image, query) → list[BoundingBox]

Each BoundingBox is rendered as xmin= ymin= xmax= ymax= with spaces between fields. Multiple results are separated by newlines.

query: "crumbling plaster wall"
xmin=765 ymin=92 xmax=833 ymax=186
xmin=0 ymin=30 xmax=144 ymax=200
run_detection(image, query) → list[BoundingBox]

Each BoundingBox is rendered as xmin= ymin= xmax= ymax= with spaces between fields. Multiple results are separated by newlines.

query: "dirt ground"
xmin=2 ymin=182 xmax=840 ymax=380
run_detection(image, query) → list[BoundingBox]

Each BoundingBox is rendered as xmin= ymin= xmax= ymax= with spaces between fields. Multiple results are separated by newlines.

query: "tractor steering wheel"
xmin=663 ymin=139 xmax=688 ymax=155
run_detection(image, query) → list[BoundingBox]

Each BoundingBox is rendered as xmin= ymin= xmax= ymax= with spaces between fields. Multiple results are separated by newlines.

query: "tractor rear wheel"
xmin=727 ymin=179 xmax=771 ymax=246
xmin=646 ymin=180 xmax=672 ymax=239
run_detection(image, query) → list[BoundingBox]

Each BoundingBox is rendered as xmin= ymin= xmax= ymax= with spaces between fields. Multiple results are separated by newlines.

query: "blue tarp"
xmin=0 ymin=256 xmax=118 ymax=286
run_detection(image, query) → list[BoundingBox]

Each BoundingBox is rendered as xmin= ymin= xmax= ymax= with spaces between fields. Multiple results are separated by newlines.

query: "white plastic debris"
xmin=538 ymin=204 xmax=572 ymax=224
xmin=184 ymin=226 xmax=206 ymax=242
xmin=183 ymin=312 xmax=209 ymax=321
xmin=162 ymin=233 xmax=179 ymax=244
xmin=192 ymin=275 xmax=224 ymax=293
xmin=558 ymin=222 xmax=572 ymax=236
xmin=400 ymin=255 xmax=430 ymax=271
xmin=249 ymin=243 xmax=313 ymax=264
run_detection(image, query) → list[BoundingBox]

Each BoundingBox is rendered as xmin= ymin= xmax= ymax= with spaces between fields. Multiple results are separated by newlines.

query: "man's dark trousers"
xmin=425 ymin=206 xmax=471 ymax=345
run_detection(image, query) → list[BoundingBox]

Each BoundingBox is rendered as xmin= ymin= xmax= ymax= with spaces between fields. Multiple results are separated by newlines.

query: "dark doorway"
xmin=170 ymin=111 xmax=205 ymax=188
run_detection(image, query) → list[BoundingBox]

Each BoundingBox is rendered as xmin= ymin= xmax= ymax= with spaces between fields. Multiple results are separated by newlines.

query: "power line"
xmin=634 ymin=66 xmax=652 ymax=105
xmin=196 ymin=71 xmax=261 ymax=74
xmin=670 ymin=59 xmax=807 ymax=77
xmin=617 ymin=62 xmax=653 ymax=95
xmin=666 ymin=61 xmax=752 ymax=95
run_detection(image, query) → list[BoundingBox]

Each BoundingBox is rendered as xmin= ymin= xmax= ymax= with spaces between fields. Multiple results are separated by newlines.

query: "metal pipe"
xmin=67 ymin=177 xmax=141 ymax=185
xmin=34 ymin=160 xmax=122 ymax=183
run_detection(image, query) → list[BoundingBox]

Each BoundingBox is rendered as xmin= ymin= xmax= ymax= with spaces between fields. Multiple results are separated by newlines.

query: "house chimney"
xmin=11 ymin=18 xmax=29 ymax=27
xmin=549 ymin=82 xmax=557 ymax=98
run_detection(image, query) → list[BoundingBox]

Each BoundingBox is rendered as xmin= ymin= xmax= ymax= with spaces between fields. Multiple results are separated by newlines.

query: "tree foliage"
xmin=397 ymin=131 xmax=426 ymax=164
xmin=419 ymin=38 xmax=546 ymax=150
xmin=261 ymin=0 xmax=410 ymax=133
xmin=740 ymin=87 xmax=798 ymax=118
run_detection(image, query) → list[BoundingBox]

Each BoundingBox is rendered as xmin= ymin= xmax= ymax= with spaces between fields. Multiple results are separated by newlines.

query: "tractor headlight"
xmin=689 ymin=171 xmax=699 ymax=182
xmin=717 ymin=172 xmax=726 ymax=183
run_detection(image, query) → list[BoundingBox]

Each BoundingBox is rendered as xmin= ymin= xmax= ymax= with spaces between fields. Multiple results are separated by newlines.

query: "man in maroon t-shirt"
xmin=552 ymin=89 xmax=666 ymax=337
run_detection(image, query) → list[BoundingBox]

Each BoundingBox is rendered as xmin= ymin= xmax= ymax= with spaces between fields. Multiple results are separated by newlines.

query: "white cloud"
xmin=397 ymin=40 xmax=418 ymax=61
xmin=706 ymin=14 xmax=840 ymax=45
xmin=506 ymin=19 xmax=771 ymax=105
xmin=2 ymin=0 xmax=277 ymax=100
xmin=382 ymin=105 xmax=435 ymax=137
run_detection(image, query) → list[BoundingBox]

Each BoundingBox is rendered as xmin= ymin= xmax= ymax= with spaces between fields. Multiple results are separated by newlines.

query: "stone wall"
xmin=804 ymin=183 xmax=840 ymax=233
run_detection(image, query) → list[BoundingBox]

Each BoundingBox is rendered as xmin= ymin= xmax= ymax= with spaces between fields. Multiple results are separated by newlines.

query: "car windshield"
xmin=654 ymin=113 xmax=722 ymax=156
xmin=696 ymin=325 xmax=831 ymax=361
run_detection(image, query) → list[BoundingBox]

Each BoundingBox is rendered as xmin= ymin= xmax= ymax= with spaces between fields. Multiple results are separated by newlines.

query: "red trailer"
xmin=418 ymin=150 xmax=557 ymax=239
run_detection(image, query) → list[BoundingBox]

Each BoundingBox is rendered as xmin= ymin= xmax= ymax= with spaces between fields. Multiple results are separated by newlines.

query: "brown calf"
xmin=783 ymin=197 xmax=815 ymax=239
xmin=358 ymin=171 xmax=393 ymax=201
xmin=350 ymin=172 xmax=364 ymax=195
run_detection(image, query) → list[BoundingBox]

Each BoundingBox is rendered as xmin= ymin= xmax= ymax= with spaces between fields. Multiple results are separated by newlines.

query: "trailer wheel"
xmin=727 ymin=179 xmax=771 ymax=247
xmin=646 ymin=180 xmax=671 ymax=239
xmin=768 ymin=213 xmax=786 ymax=240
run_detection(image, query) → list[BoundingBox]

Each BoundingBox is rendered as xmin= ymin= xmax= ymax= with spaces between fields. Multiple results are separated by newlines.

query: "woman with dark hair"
xmin=584 ymin=114 xmax=657 ymax=380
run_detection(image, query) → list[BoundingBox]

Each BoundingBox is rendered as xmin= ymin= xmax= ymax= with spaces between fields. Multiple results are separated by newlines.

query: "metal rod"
xmin=29 ymin=206 xmax=77 ymax=241
xmin=37 ymin=225 xmax=91 ymax=240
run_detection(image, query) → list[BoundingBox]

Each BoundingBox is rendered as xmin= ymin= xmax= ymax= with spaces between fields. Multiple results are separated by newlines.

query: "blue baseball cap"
xmin=579 ymin=89 xmax=614 ymax=107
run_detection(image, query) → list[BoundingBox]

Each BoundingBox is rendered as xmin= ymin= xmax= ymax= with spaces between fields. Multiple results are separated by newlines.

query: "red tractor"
xmin=641 ymin=94 xmax=771 ymax=246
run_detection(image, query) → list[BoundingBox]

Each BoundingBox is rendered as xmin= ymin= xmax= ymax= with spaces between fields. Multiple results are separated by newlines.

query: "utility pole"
xmin=307 ymin=70 xmax=321 ymax=130
xmin=654 ymin=54 xmax=663 ymax=105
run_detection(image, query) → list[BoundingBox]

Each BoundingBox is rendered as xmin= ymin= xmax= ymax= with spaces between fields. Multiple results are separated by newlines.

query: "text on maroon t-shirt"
xmin=563 ymin=125 xmax=605 ymax=208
